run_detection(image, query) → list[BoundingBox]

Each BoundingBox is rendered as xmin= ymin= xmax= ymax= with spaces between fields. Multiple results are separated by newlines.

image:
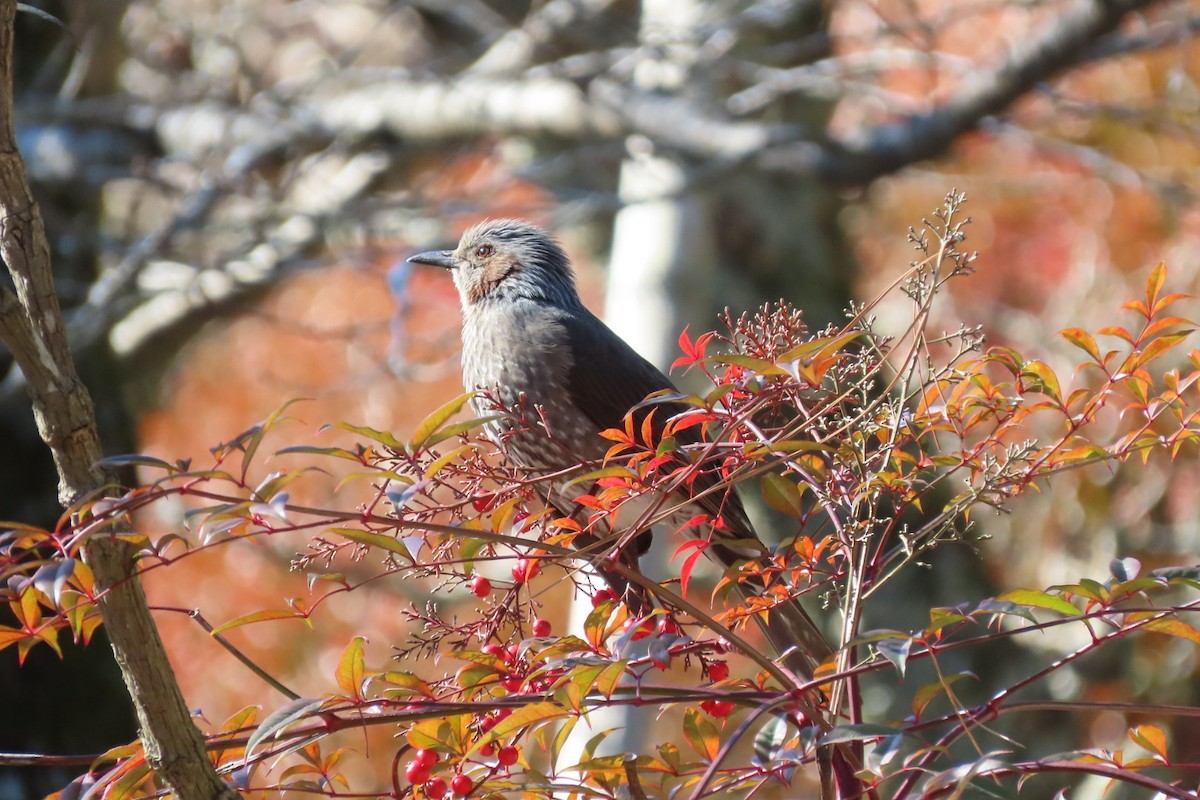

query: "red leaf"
xmin=672 ymin=538 xmax=710 ymax=598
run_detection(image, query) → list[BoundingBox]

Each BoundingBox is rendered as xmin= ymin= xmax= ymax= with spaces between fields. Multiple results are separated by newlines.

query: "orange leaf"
xmin=1145 ymin=262 xmax=1166 ymax=312
xmin=639 ymin=408 xmax=657 ymax=449
xmin=1060 ymin=327 xmax=1100 ymax=362
xmin=1129 ymin=723 xmax=1168 ymax=761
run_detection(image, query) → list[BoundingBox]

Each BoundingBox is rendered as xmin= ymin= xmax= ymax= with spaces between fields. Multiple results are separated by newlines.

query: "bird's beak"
xmin=407 ymin=249 xmax=456 ymax=269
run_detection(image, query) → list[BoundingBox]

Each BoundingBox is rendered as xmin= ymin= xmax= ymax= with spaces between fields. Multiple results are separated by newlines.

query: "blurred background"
xmin=4 ymin=0 xmax=1200 ymax=797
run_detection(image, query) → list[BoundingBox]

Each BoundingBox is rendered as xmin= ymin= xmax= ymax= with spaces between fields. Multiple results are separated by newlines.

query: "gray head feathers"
xmin=409 ymin=219 xmax=582 ymax=309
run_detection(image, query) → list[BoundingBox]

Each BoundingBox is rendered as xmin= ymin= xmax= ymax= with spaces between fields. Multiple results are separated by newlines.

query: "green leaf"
xmin=212 ymin=706 xmax=259 ymax=765
xmin=874 ymin=637 xmax=913 ymax=678
xmin=410 ymin=392 xmax=475 ymax=452
xmin=927 ymin=607 xmax=967 ymax=634
xmin=779 ymin=330 xmax=862 ymax=363
xmin=424 ymin=445 xmax=474 ymax=479
xmin=682 ymin=708 xmax=720 ymax=761
xmin=242 ymin=399 xmax=307 ymax=483
xmin=330 ymin=528 xmax=414 ymax=559
xmin=912 ymin=673 xmax=975 ymax=720
xmin=994 ymin=589 xmax=1079 ymax=617
xmin=449 ymin=649 xmax=509 ymax=672
xmin=374 ymin=671 xmax=433 ymax=697
xmin=246 ymin=697 xmax=326 ymax=758
xmin=819 ymin=724 xmax=901 ymax=745
xmin=973 ymin=599 xmax=1037 ymax=625
xmin=459 ymin=536 xmax=489 ymax=572
xmin=555 ymin=665 xmax=604 ymax=713
xmin=760 ymin=473 xmax=805 ymax=519
xmin=549 ymin=715 xmax=580 ymax=766
xmin=657 ymin=742 xmax=682 ymax=773
xmin=422 ymin=416 xmax=503 ymax=449
xmin=334 ymin=422 xmax=405 ymax=451
xmin=1151 ymin=565 xmax=1200 ymax=587
xmin=455 ymin=664 xmax=500 ymax=689
xmin=1019 ymin=360 xmax=1061 ymax=403
xmin=275 ymin=445 xmax=362 ymax=461
xmin=210 ymin=608 xmax=307 ymax=635
xmin=408 ymin=716 xmax=467 ymax=752
xmin=710 ymin=354 xmax=786 ymax=375
xmin=95 ymin=453 xmax=176 ymax=471
xmin=486 ymin=702 xmax=571 ymax=742
xmin=592 ymin=660 xmax=626 ymax=699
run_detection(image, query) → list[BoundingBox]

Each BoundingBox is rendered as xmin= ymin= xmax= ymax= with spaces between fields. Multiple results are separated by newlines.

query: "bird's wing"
xmin=557 ymin=309 xmax=761 ymax=555
xmin=558 ymin=311 xmax=830 ymax=679
xmin=558 ymin=308 xmax=681 ymax=434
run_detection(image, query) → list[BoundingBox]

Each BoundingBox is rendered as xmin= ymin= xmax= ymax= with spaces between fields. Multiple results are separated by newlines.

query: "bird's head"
xmin=408 ymin=219 xmax=580 ymax=308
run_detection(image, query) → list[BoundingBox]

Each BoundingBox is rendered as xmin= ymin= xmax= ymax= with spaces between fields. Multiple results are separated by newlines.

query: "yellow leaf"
xmin=409 ymin=392 xmax=475 ymax=452
xmin=335 ymin=636 xmax=366 ymax=698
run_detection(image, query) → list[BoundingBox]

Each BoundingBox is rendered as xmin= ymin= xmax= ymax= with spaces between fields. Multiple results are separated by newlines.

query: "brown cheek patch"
xmin=467 ymin=254 xmax=518 ymax=304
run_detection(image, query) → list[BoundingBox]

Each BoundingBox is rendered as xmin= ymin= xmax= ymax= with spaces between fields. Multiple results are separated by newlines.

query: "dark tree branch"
xmin=801 ymin=0 xmax=1167 ymax=183
xmin=3 ymin=0 xmax=1179 ymax=419
xmin=15 ymin=1 xmax=1174 ymax=195
xmin=0 ymin=2 xmax=235 ymax=798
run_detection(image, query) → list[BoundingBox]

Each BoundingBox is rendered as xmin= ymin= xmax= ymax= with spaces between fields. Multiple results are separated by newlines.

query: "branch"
xmin=2 ymin=0 xmax=1174 ymax=406
xmin=467 ymin=0 xmax=620 ymax=76
xmin=0 ymin=3 xmax=235 ymax=798
xmin=25 ymin=0 xmax=1167 ymax=193
xmin=796 ymin=0 xmax=1167 ymax=183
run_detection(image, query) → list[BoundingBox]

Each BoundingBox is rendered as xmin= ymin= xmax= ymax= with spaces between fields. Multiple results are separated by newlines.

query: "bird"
xmin=408 ymin=219 xmax=832 ymax=681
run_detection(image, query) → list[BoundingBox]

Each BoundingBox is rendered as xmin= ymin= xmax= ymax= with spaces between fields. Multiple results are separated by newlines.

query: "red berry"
xmin=478 ymin=715 xmax=497 ymax=733
xmin=532 ymin=618 xmax=551 ymax=636
xmin=501 ymin=674 xmax=523 ymax=692
xmin=707 ymin=661 xmax=730 ymax=682
xmin=478 ymin=741 xmax=495 ymax=757
xmin=450 ymin=774 xmax=473 ymax=796
xmin=658 ymin=617 xmax=680 ymax=635
xmin=413 ymin=749 xmax=438 ymax=769
xmin=471 ymin=493 xmax=495 ymax=512
xmin=496 ymin=745 xmax=519 ymax=766
xmin=511 ymin=557 xmax=541 ymax=583
xmin=404 ymin=762 xmax=430 ymax=784
xmin=481 ymin=643 xmax=507 ymax=661
xmin=591 ymin=589 xmax=617 ymax=607
xmin=424 ymin=777 xmax=448 ymax=799
xmin=469 ymin=575 xmax=492 ymax=598
xmin=700 ymin=699 xmax=734 ymax=718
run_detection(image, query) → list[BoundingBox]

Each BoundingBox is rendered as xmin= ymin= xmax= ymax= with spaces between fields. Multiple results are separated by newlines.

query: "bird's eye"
xmin=475 ymin=244 xmax=493 ymax=258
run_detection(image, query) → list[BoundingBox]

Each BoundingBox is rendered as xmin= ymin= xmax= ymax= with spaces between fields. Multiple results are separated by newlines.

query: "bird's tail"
xmin=736 ymin=577 xmax=870 ymax=800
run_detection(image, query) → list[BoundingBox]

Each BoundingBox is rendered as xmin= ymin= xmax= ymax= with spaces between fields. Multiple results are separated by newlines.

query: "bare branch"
xmin=796 ymin=0 xmax=1167 ymax=183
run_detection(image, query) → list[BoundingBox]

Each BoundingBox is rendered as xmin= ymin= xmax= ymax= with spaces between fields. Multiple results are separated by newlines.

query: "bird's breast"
xmin=460 ymin=303 xmax=602 ymax=465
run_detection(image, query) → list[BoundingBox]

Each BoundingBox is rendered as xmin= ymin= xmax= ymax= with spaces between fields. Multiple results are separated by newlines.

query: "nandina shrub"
xmin=3 ymin=194 xmax=1199 ymax=800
